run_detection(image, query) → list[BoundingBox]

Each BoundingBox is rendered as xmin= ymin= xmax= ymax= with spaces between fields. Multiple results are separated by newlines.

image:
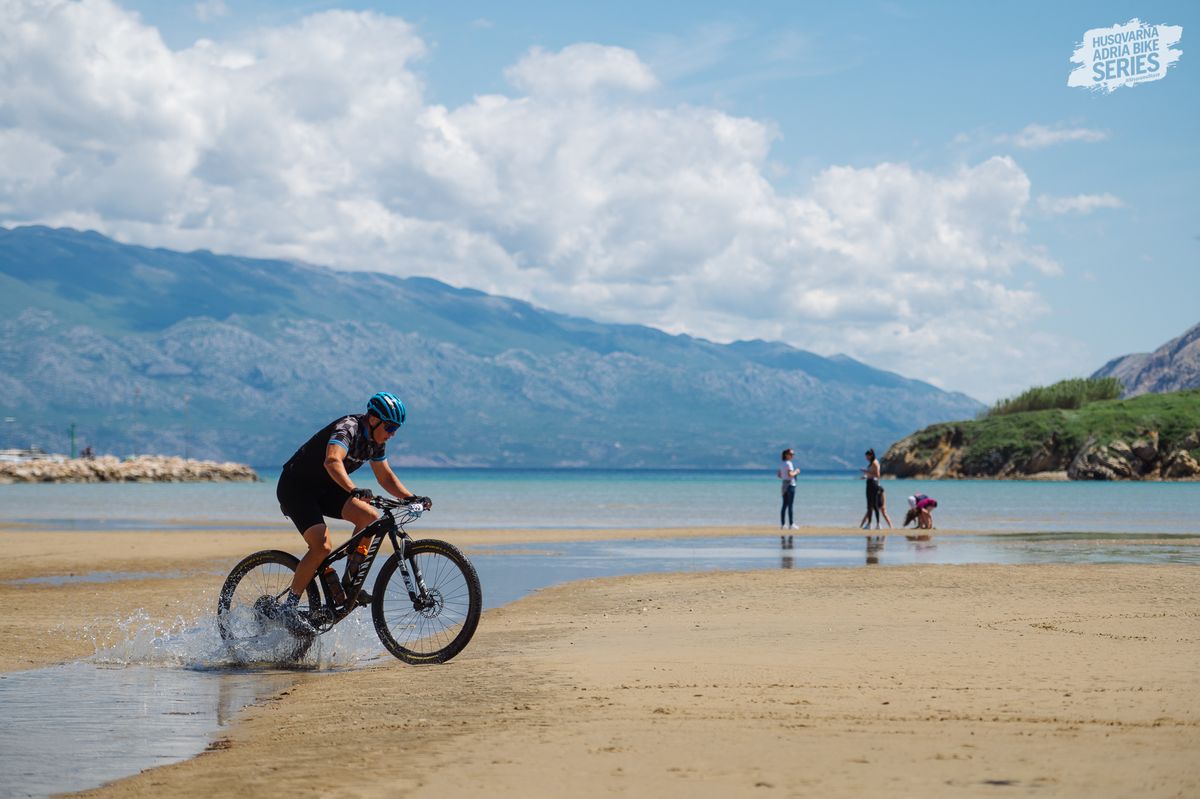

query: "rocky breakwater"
xmin=0 ymin=455 xmax=259 ymax=484
xmin=883 ymin=427 xmax=1200 ymax=481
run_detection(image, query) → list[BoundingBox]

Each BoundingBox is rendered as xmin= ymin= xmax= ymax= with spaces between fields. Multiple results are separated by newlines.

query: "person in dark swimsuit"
xmin=859 ymin=448 xmax=882 ymax=529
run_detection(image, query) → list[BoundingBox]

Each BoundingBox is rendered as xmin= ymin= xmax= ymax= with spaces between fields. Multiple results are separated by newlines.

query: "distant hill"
xmin=0 ymin=226 xmax=983 ymax=468
xmin=1092 ymin=322 xmax=1200 ymax=397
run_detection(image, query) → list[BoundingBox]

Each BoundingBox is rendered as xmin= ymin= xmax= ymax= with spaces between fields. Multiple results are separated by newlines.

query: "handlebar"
xmin=370 ymin=496 xmax=430 ymax=514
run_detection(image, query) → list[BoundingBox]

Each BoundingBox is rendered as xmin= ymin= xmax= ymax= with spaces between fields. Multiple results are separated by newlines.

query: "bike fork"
xmin=392 ymin=538 xmax=432 ymax=609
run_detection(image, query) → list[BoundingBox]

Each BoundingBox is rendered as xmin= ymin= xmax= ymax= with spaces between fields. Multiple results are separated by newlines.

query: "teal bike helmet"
xmin=367 ymin=391 xmax=406 ymax=427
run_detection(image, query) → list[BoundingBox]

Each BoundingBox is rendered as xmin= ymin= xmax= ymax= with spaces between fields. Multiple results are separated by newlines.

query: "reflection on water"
xmin=0 ymin=605 xmax=388 ymax=798
xmin=470 ymin=533 xmax=1200 ymax=606
xmin=0 ymin=664 xmax=302 ymax=797
xmin=865 ymin=536 xmax=886 ymax=565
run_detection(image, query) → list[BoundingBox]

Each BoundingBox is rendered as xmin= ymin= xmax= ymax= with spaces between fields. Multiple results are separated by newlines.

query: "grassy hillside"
xmin=886 ymin=389 xmax=1200 ymax=479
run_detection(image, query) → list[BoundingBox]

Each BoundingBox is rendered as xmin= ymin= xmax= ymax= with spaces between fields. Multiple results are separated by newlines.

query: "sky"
xmin=1 ymin=1 xmax=1196 ymax=402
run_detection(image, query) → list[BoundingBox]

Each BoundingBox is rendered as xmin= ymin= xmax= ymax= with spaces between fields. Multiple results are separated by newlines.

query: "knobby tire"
xmin=217 ymin=549 xmax=319 ymax=663
xmin=371 ymin=539 xmax=482 ymax=664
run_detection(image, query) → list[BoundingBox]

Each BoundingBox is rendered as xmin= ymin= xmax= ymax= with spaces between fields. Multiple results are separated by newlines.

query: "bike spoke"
xmin=217 ymin=550 xmax=317 ymax=664
xmin=372 ymin=540 xmax=481 ymax=663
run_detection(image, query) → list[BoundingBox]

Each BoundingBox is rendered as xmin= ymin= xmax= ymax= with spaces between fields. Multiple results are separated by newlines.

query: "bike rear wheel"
xmin=372 ymin=539 xmax=482 ymax=664
xmin=217 ymin=549 xmax=319 ymax=663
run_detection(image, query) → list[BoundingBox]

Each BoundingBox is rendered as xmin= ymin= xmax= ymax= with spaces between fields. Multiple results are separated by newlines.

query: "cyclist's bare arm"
xmin=323 ymin=444 xmax=358 ymax=492
xmin=371 ymin=458 xmax=414 ymax=500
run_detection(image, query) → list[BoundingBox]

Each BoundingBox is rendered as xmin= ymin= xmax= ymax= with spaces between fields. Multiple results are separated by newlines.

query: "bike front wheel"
xmin=217 ymin=549 xmax=319 ymax=664
xmin=372 ymin=539 xmax=482 ymax=664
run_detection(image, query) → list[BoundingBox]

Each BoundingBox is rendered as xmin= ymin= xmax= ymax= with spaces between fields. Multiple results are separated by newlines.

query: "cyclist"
xmin=275 ymin=391 xmax=431 ymax=633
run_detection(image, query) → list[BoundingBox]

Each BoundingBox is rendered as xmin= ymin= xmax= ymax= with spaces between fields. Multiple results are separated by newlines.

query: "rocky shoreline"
xmin=0 ymin=455 xmax=259 ymax=484
xmin=883 ymin=429 xmax=1200 ymax=481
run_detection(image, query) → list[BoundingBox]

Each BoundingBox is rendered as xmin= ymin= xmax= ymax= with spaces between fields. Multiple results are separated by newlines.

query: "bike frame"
xmin=309 ymin=499 xmax=432 ymax=632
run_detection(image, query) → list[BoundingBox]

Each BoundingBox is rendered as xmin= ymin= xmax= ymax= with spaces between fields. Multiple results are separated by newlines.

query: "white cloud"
xmin=1036 ymin=193 xmax=1124 ymax=215
xmin=194 ymin=0 xmax=228 ymax=22
xmin=0 ymin=0 xmax=1079 ymax=401
xmin=1005 ymin=123 xmax=1109 ymax=149
xmin=504 ymin=43 xmax=659 ymax=97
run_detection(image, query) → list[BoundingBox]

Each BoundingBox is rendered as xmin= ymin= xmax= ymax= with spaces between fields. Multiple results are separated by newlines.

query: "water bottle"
xmin=343 ymin=538 xmax=371 ymax=590
xmin=321 ymin=567 xmax=347 ymax=607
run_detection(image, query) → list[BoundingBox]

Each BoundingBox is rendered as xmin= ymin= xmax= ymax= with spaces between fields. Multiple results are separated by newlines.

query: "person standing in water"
xmin=875 ymin=483 xmax=894 ymax=529
xmin=777 ymin=448 xmax=800 ymax=530
xmin=859 ymin=448 xmax=882 ymax=529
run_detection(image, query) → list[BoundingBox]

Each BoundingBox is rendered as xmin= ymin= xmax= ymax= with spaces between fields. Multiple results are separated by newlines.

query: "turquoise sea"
xmin=2 ymin=468 xmax=1198 ymax=534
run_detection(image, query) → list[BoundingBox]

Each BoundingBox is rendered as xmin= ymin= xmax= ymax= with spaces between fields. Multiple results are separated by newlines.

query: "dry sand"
xmin=1 ymin=528 xmax=1197 ymax=797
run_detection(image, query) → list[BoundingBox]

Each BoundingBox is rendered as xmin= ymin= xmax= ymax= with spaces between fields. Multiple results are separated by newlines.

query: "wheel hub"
xmin=415 ymin=590 xmax=443 ymax=617
xmin=253 ymin=595 xmax=279 ymax=620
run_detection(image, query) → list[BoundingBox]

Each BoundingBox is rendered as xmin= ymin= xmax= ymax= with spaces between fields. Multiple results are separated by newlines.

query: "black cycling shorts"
xmin=276 ymin=470 xmax=351 ymax=535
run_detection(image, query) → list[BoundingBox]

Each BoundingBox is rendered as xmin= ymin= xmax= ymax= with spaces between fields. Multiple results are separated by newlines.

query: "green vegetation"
xmin=985 ymin=377 xmax=1123 ymax=417
xmin=902 ymin=389 xmax=1200 ymax=475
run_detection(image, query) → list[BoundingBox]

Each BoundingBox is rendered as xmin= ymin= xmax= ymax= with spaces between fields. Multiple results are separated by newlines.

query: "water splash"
xmin=71 ymin=594 xmax=388 ymax=671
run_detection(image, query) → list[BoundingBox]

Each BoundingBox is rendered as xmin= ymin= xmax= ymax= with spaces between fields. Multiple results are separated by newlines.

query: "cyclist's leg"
xmin=278 ymin=473 xmax=332 ymax=598
xmin=340 ymin=495 xmax=378 ymax=531
xmin=291 ymin=523 xmax=332 ymax=596
xmin=339 ymin=496 xmax=380 ymax=600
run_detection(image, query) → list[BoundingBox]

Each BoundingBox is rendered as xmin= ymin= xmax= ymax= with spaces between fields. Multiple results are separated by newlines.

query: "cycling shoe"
xmin=277 ymin=603 xmax=316 ymax=636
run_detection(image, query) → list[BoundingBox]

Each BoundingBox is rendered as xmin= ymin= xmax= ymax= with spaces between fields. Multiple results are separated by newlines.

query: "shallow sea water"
xmin=0 ymin=664 xmax=298 ymax=798
xmin=473 ymin=532 xmax=1200 ymax=605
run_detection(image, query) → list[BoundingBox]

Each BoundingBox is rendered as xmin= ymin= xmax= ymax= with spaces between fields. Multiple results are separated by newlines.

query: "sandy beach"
xmin=2 ymin=527 xmax=1197 ymax=797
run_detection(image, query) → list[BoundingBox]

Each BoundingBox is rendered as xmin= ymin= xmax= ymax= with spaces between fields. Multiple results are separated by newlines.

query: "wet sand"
xmin=2 ymin=528 xmax=1198 ymax=797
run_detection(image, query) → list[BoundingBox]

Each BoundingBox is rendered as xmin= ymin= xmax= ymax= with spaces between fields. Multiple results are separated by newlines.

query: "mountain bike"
xmin=217 ymin=497 xmax=482 ymax=664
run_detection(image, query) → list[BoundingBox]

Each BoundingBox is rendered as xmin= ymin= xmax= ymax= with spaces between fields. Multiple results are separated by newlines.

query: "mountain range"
xmin=1092 ymin=322 xmax=1200 ymax=397
xmin=0 ymin=225 xmax=984 ymax=468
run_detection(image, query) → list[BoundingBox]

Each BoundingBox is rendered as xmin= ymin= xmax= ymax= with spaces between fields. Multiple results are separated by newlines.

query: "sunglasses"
xmin=383 ymin=422 xmax=401 ymax=434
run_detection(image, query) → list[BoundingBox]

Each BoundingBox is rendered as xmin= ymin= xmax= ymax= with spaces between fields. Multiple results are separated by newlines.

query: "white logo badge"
xmin=1068 ymin=18 xmax=1183 ymax=93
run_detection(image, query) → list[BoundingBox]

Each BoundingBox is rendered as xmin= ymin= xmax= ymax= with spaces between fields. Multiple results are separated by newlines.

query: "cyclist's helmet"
xmin=366 ymin=391 xmax=406 ymax=427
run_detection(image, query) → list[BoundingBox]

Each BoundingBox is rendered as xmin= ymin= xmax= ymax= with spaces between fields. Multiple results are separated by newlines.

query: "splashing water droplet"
xmin=70 ymin=590 xmax=389 ymax=671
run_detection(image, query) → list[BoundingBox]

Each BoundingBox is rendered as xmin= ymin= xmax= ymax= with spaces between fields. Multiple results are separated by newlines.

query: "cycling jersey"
xmin=282 ymin=414 xmax=387 ymax=485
